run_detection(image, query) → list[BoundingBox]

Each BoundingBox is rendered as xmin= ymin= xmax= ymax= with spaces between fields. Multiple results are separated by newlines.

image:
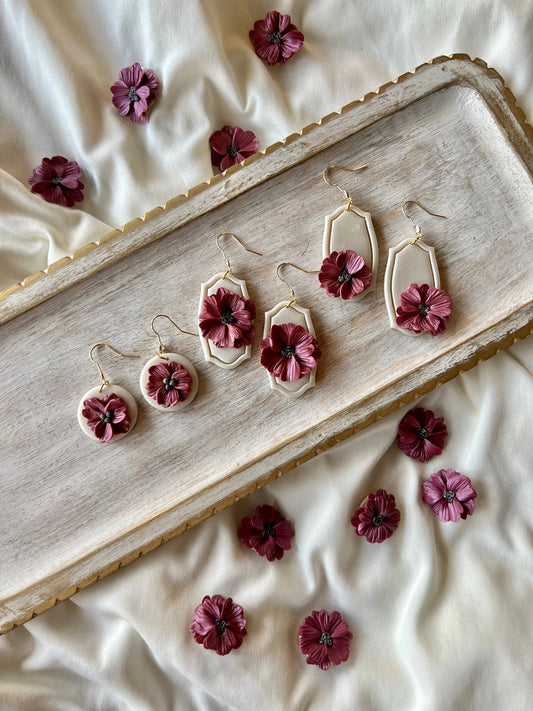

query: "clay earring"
xmin=140 ymin=315 xmax=199 ymax=411
xmin=384 ymin=201 xmax=453 ymax=336
xmin=78 ymin=343 xmax=139 ymax=443
xmin=198 ymin=232 xmax=262 ymax=369
xmin=261 ymin=262 xmax=322 ymax=398
xmin=319 ymin=165 xmax=378 ymax=300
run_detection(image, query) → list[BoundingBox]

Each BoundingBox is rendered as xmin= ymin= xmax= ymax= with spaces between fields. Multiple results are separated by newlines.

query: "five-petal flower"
xmin=397 ymin=407 xmax=448 ymax=463
xmin=199 ymin=287 xmax=256 ymax=348
xmin=351 ymin=489 xmax=401 ymax=543
xmin=396 ymin=283 xmax=452 ymax=335
xmin=145 ymin=361 xmax=192 ymax=407
xmin=190 ymin=595 xmax=247 ymax=655
xmin=82 ymin=393 xmax=130 ymax=442
xmin=299 ymin=609 xmax=352 ymax=671
xmin=210 ymin=125 xmax=259 ymax=172
xmin=249 ymin=11 xmax=304 ymax=66
xmin=110 ymin=62 xmax=159 ymax=123
xmin=28 ymin=156 xmax=84 ymax=207
xmin=319 ymin=249 xmax=372 ymax=299
xmin=238 ymin=505 xmax=295 ymax=561
xmin=260 ymin=323 xmax=321 ymax=382
xmin=422 ymin=469 xmax=477 ymax=522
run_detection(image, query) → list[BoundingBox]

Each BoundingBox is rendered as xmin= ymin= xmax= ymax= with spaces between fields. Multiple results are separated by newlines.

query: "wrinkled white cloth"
xmin=1 ymin=1 xmax=533 ymax=709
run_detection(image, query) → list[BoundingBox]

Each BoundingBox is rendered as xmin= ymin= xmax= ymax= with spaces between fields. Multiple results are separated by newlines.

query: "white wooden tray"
xmin=1 ymin=55 xmax=532 ymax=634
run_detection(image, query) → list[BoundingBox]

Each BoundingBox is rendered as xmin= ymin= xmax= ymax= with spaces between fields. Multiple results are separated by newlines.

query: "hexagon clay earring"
xmin=261 ymin=262 xmax=322 ymax=398
xmin=78 ymin=343 xmax=139 ymax=443
xmin=319 ymin=165 xmax=378 ymax=300
xmin=140 ymin=315 xmax=199 ymax=411
xmin=198 ymin=232 xmax=262 ymax=369
xmin=384 ymin=201 xmax=453 ymax=336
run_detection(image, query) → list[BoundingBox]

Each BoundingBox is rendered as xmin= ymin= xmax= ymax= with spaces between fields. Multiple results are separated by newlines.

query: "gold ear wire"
xmin=402 ymin=200 xmax=446 ymax=244
xmin=323 ymin=164 xmax=368 ymax=206
xmin=89 ymin=343 xmax=139 ymax=392
xmin=150 ymin=314 xmax=197 ymax=359
xmin=276 ymin=262 xmax=319 ymax=308
xmin=215 ymin=232 xmax=263 ymax=279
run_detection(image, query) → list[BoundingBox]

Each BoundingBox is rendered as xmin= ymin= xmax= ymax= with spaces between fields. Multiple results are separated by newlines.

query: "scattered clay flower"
xmin=351 ymin=489 xmax=401 ymax=543
xmin=190 ymin=595 xmax=247 ymax=655
xmin=261 ymin=323 xmax=321 ymax=382
xmin=422 ymin=469 xmax=477 ymax=522
xmin=145 ymin=361 xmax=192 ymax=407
xmin=28 ymin=156 xmax=84 ymax=207
xmin=396 ymin=283 xmax=452 ymax=335
xmin=199 ymin=287 xmax=256 ymax=348
xmin=210 ymin=125 xmax=259 ymax=172
xmin=82 ymin=393 xmax=130 ymax=442
xmin=319 ymin=250 xmax=372 ymax=299
xmin=238 ymin=504 xmax=295 ymax=561
xmin=110 ymin=62 xmax=159 ymax=123
xmin=299 ymin=609 xmax=352 ymax=671
xmin=397 ymin=407 xmax=448 ymax=463
xmin=249 ymin=10 xmax=304 ymax=66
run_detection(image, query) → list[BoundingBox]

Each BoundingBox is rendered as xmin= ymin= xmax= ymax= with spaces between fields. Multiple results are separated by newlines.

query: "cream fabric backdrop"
xmin=1 ymin=1 xmax=532 ymax=709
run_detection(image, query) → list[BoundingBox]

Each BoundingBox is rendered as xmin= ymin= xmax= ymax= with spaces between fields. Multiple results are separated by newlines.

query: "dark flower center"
xmin=51 ymin=176 xmax=63 ymax=185
xmin=415 ymin=427 xmax=430 ymax=440
xmin=418 ymin=304 xmax=430 ymax=317
xmin=100 ymin=410 xmax=114 ymax=423
xmin=372 ymin=514 xmax=385 ymax=526
xmin=281 ymin=345 xmax=296 ymax=358
xmin=227 ymin=145 xmax=240 ymax=159
xmin=214 ymin=618 xmax=227 ymax=634
xmin=268 ymin=31 xmax=282 ymax=44
xmin=262 ymin=523 xmax=276 ymax=539
xmin=220 ymin=307 xmax=237 ymax=324
xmin=319 ymin=632 xmax=333 ymax=647
xmin=129 ymin=86 xmax=140 ymax=102
xmin=162 ymin=377 xmax=177 ymax=392
xmin=443 ymin=490 xmax=455 ymax=503
xmin=337 ymin=268 xmax=351 ymax=283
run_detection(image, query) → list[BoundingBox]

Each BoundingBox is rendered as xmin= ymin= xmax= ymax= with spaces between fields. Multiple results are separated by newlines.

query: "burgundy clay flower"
xmin=249 ymin=10 xmax=304 ymax=66
xmin=319 ymin=250 xmax=372 ymax=299
xmin=110 ymin=62 xmax=159 ymax=123
xmin=397 ymin=407 xmax=448 ymax=463
xmin=28 ymin=156 xmax=84 ymax=207
xmin=210 ymin=125 xmax=259 ymax=172
xmin=199 ymin=287 xmax=256 ymax=348
xmin=238 ymin=504 xmax=295 ymax=561
xmin=82 ymin=393 xmax=130 ymax=442
xmin=190 ymin=595 xmax=247 ymax=656
xmin=422 ymin=469 xmax=477 ymax=522
xmin=396 ymin=283 xmax=452 ymax=336
xmin=351 ymin=489 xmax=401 ymax=543
xmin=145 ymin=361 xmax=192 ymax=408
xmin=299 ymin=610 xmax=352 ymax=671
xmin=260 ymin=323 xmax=321 ymax=382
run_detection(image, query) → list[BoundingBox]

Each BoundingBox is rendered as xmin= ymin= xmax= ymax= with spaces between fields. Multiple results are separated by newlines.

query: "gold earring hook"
xmin=276 ymin=262 xmax=319 ymax=308
xmin=402 ymin=200 xmax=446 ymax=244
xmin=151 ymin=314 xmax=197 ymax=359
xmin=323 ymin=164 xmax=368 ymax=206
xmin=89 ymin=343 xmax=139 ymax=392
xmin=215 ymin=232 xmax=263 ymax=280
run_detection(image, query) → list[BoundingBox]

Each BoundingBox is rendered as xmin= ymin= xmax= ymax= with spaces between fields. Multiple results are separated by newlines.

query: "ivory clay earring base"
xmin=78 ymin=383 xmax=138 ymax=442
xmin=140 ymin=353 xmax=199 ymax=411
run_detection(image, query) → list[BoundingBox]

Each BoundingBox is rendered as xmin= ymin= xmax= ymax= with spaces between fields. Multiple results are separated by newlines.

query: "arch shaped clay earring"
xmin=320 ymin=165 xmax=378 ymax=300
xmin=198 ymin=232 xmax=262 ymax=369
xmin=78 ymin=343 xmax=139 ymax=443
xmin=384 ymin=201 xmax=452 ymax=336
xmin=140 ymin=315 xmax=199 ymax=411
xmin=261 ymin=262 xmax=322 ymax=398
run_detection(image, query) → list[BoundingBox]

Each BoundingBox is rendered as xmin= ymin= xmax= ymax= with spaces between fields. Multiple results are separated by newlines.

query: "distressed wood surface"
xmin=1 ymin=56 xmax=532 ymax=634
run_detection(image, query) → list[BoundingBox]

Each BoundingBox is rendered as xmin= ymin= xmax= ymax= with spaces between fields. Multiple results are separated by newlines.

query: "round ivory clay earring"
xmin=140 ymin=314 xmax=199 ymax=411
xmin=78 ymin=343 xmax=139 ymax=443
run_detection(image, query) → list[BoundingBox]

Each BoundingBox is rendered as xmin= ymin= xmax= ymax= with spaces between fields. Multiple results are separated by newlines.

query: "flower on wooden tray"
xmin=28 ymin=156 xmax=84 ymax=207
xmin=299 ymin=609 xmax=352 ymax=671
xmin=190 ymin=594 xmax=247 ymax=655
xmin=145 ymin=361 xmax=192 ymax=407
xmin=319 ymin=249 xmax=372 ymax=299
xmin=110 ymin=62 xmax=159 ymax=123
xmin=199 ymin=286 xmax=256 ymax=348
xmin=397 ymin=407 xmax=448 ymax=463
xmin=209 ymin=125 xmax=259 ymax=172
xmin=396 ymin=283 xmax=452 ymax=335
xmin=351 ymin=489 xmax=401 ymax=543
xmin=422 ymin=469 xmax=477 ymax=522
xmin=249 ymin=10 xmax=304 ymax=66
xmin=238 ymin=504 xmax=295 ymax=561
xmin=260 ymin=323 xmax=321 ymax=382
xmin=82 ymin=393 xmax=130 ymax=442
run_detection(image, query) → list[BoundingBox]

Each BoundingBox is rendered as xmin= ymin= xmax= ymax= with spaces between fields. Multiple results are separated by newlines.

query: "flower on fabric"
xmin=209 ymin=125 xmax=260 ymax=172
xmin=396 ymin=283 xmax=452 ymax=336
xmin=28 ymin=156 xmax=84 ymax=207
xmin=199 ymin=287 xmax=256 ymax=348
xmin=319 ymin=250 xmax=372 ymax=299
xmin=145 ymin=361 xmax=192 ymax=407
xmin=260 ymin=323 xmax=321 ymax=382
xmin=350 ymin=489 xmax=401 ymax=543
xmin=238 ymin=504 xmax=295 ymax=561
xmin=422 ymin=469 xmax=477 ymax=522
xmin=249 ymin=10 xmax=304 ymax=66
xmin=298 ymin=610 xmax=352 ymax=671
xmin=82 ymin=393 xmax=130 ymax=442
xmin=190 ymin=595 xmax=247 ymax=656
xmin=110 ymin=62 xmax=159 ymax=123
xmin=397 ymin=407 xmax=448 ymax=463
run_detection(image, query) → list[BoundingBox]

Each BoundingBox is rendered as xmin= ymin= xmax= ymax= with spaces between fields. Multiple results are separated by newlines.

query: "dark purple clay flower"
xmin=351 ymin=489 xmax=401 ymax=543
xmin=110 ymin=62 xmax=159 ymax=123
xmin=299 ymin=610 xmax=352 ymax=671
xmin=249 ymin=10 xmax=304 ymax=66
xmin=319 ymin=250 xmax=372 ymax=299
xmin=260 ymin=323 xmax=321 ymax=382
xmin=397 ymin=407 xmax=448 ymax=463
xmin=82 ymin=393 xmax=130 ymax=443
xmin=28 ymin=156 xmax=84 ymax=207
xmin=396 ymin=283 xmax=452 ymax=336
xmin=422 ymin=469 xmax=477 ymax=522
xmin=210 ymin=125 xmax=259 ymax=172
xmin=190 ymin=595 xmax=247 ymax=656
xmin=238 ymin=504 xmax=295 ymax=561
xmin=199 ymin=287 xmax=256 ymax=348
xmin=145 ymin=361 xmax=192 ymax=407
